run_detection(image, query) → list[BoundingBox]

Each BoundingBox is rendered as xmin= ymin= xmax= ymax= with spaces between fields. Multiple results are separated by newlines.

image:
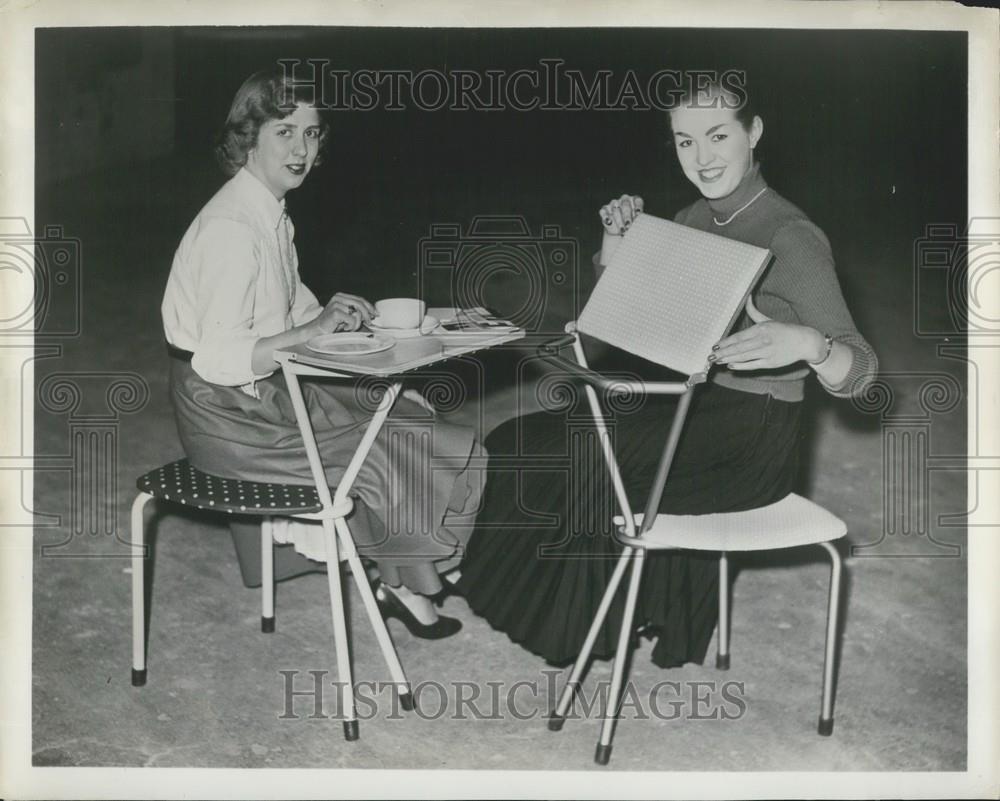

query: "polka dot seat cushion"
xmin=136 ymin=459 xmax=323 ymax=516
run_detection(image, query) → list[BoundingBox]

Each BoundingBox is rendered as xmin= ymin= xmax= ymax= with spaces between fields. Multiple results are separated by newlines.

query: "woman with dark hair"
xmin=456 ymin=79 xmax=877 ymax=667
xmin=162 ymin=69 xmax=482 ymax=637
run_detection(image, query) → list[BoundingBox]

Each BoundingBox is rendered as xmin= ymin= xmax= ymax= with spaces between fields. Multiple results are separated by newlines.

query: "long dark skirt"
xmin=169 ymin=359 xmax=484 ymax=595
xmin=456 ymin=380 xmax=802 ymax=668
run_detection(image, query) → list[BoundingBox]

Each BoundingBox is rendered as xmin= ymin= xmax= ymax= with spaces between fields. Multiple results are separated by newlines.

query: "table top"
xmin=275 ymin=307 xmax=525 ymax=377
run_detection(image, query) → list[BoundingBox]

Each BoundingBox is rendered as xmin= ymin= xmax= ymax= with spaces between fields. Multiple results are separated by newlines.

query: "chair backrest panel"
xmin=578 ymin=214 xmax=771 ymax=377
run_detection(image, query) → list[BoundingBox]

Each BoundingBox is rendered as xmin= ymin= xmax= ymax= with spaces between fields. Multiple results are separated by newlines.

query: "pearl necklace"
xmin=712 ymin=187 xmax=768 ymax=226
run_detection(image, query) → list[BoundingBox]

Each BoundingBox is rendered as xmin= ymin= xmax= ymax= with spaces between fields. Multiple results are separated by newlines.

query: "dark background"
xmin=27 ymin=28 xmax=973 ymax=774
xmin=34 ymin=26 xmax=967 ymax=339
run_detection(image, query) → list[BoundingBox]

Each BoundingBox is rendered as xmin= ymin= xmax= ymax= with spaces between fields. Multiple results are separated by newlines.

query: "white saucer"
xmin=306 ymin=332 xmax=396 ymax=356
xmin=368 ymin=315 xmax=440 ymax=339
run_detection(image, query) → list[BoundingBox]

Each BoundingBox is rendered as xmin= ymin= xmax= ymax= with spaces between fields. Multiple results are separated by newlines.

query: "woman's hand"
xmin=313 ymin=300 xmax=365 ymax=334
xmin=251 ymin=293 xmax=374 ymax=373
xmin=328 ymin=292 xmax=376 ymax=326
xmin=710 ymin=322 xmax=827 ymax=370
xmin=599 ymin=194 xmax=644 ymax=236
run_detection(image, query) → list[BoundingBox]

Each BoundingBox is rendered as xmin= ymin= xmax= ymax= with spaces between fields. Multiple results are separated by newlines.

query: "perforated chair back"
xmin=542 ymin=217 xmax=846 ymax=765
xmin=578 ymin=213 xmax=771 ymax=377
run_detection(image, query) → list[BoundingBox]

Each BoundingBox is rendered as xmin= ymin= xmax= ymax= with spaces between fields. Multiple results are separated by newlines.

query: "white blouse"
xmin=162 ymin=167 xmax=323 ymax=389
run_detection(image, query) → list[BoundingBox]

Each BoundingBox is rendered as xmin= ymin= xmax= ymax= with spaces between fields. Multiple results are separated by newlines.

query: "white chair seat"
xmin=614 ymin=493 xmax=847 ymax=552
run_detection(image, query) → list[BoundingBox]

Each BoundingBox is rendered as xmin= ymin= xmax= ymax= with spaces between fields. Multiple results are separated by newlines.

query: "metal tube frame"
xmin=130 ymin=492 xmax=152 ymax=686
xmin=817 ymin=540 xmax=842 ymax=734
xmin=544 ymin=325 xmax=846 ymax=759
xmin=280 ymin=363 xmax=413 ymax=737
xmin=544 ymin=326 xmax=696 ymax=763
xmin=717 ymin=552 xmax=730 ymax=670
xmin=129 ymin=364 xmax=417 ymax=725
xmin=261 ymin=518 xmax=275 ymax=630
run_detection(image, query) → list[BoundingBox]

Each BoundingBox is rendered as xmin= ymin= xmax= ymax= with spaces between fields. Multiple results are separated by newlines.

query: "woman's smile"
xmin=698 ymin=166 xmax=727 ymax=183
xmin=670 ymin=103 xmax=762 ymax=200
xmin=245 ymin=102 xmax=322 ymax=199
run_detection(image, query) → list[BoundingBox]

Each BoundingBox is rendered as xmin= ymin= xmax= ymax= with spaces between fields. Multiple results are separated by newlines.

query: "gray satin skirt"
xmin=169 ymin=358 xmax=485 ymax=595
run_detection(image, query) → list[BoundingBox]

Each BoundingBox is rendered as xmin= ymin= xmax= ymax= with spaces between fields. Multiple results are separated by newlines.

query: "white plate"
xmin=368 ymin=315 xmax=440 ymax=339
xmin=306 ymin=332 xmax=396 ymax=356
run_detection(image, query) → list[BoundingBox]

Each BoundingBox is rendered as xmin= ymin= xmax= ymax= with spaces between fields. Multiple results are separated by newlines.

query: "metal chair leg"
xmin=716 ymin=551 xmax=730 ymax=670
xmin=321 ymin=520 xmax=358 ymax=741
xmin=817 ymin=540 xmax=843 ymax=736
xmin=549 ymin=547 xmax=634 ymax=731
xmin=595 ymin=548 xmax=646 ymax=765
xmin=334 ymin=516 xmax=413 ymax=711
xmin=131 ymin=492 xmax=153 ymax=687
xmin=260 ymin=518 xmax=275 ymax=633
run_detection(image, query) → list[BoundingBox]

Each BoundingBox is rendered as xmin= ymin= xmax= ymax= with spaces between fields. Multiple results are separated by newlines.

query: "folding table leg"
xmin=817 ymin=540 xmax=842 ymax=736
xmin=596 ymin=547 xmax=646 ymax=765
xmin=130 ymin=492 xmax=153 ymax=687
xmin=716 ymin=551 xmax=730 ymax=670
xmin=322 ymin=520 xmax=359 ymax=741
xmin=282 ymin=366 xmax=405 ymax=739
xmin=549 ymin=547 xmax=633 ymax=731
xmin=260 ymin=518 xmax=275 ymax=633
xmin=335 ymin=516 xmax=413 ymax=711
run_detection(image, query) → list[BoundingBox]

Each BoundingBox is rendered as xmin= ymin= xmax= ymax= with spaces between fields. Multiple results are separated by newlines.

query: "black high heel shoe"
xmin=373 ymin=580 xmax=462 ymax=640
xmin=429 ymin=578 xmax=461 ymax=606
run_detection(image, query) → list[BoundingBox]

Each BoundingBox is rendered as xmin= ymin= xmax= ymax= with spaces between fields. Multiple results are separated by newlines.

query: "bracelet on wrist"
xmin=808 ymin=333 xmax=834 ymax=366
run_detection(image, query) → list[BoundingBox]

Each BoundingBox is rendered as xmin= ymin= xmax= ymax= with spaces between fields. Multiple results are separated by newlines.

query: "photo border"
xmin=1 ymin=1 xmax=997 ymax=798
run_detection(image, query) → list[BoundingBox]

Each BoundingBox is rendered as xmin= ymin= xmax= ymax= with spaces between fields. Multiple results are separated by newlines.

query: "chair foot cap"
xmin=261 ymin=616 xmax=275 ymax=633
xmin=594 ymin=743 xmax=612 ymax=765
xmin=716 ymin=653 xmax=730 ymax=670
xmin=399 ymin=692 xmax=415 ymax=712
xmin=818 ymin=717 xmax=834 ymax=736
xmin=131 ymin=668 xmax=147 ymax=687
xmin=547 ymin=713 xmax=565 ymax=732
xmin=343 ymin=720 xmax=359 ymax=741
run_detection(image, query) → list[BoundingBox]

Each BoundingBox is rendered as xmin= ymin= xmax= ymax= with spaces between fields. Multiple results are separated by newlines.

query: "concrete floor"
xmin=28 ymin=156 xmax=968 ymax=777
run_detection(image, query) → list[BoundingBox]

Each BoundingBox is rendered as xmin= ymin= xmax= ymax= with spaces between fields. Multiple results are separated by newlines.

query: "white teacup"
xmin=374 ymin=298 xmax=426 ymax=329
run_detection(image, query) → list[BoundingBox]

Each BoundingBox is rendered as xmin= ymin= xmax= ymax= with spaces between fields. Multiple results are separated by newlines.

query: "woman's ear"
xmin=749 ymin=115 xmax=764 ymax=150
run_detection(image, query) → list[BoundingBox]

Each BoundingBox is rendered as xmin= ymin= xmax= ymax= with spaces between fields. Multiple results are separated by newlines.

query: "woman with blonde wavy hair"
xmin=162 ymin=68 xmax=483 ymax=638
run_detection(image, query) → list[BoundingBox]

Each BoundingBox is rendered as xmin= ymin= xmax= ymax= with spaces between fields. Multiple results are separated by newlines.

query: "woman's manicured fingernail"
xmin=712 ymin=344 xmax=720 ymax=351
xmin=707 ymin=354 xmax=717 ymax=362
